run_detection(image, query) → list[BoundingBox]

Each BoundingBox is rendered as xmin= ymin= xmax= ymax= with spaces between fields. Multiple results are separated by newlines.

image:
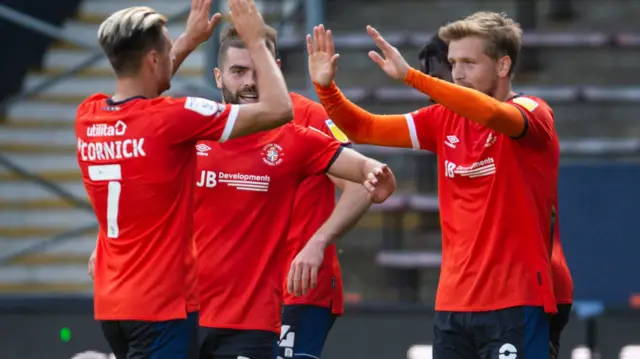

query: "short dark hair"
xmin=218 ymin=24 xmax=278 ymax=66
xmin=418 ymin=34 xmax=450 ymax=68
xmin=98 ymin=7 xmax=168 ymax=76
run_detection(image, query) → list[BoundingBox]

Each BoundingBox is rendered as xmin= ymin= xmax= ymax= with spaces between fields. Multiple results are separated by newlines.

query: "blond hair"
xmin=438 ymin=12 xmax=522 ymax=75
xmin=97 ymin=7 xmax=168 ymax=76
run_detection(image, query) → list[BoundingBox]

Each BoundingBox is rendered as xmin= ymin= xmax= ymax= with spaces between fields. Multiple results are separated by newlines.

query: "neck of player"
xmin=496 ymin=80 xmax=517 ymax=102
xmin=112 ymin=77 xmax=159 ymax=102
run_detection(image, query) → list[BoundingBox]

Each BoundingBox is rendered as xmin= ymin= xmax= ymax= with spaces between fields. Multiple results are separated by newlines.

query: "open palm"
xmin=306 ymin=24 xmax=340 ymax=86
xmin=366 ymin=25 xmax=410 ymax=81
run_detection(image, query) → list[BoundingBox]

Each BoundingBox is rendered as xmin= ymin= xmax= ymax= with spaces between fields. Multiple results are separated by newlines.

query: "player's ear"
xmin=497 ymin=55 xmax=511 ymax=78
xmin=213 ymin=68 xmax=223 ymax=89
xmin=276 ymin=59 xmax=282 ymax=69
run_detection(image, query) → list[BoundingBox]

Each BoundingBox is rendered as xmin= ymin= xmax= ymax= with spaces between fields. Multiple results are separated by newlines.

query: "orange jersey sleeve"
xmin=315 ymin=82 xmax=433 ymax=148
xmin=404 ymin=68 xmax=537 ymax=138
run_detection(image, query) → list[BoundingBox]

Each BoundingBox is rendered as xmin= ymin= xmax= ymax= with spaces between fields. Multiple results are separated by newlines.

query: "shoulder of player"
xmin=77 ymin=93 xmax=109 ymax=112
xmin=409 ymin=103 xmax=447 ymax=118
xmin=291 ymin=92 xmax=328 ymax=124
xmin=509 ymin=94 xmax=552 ymax=113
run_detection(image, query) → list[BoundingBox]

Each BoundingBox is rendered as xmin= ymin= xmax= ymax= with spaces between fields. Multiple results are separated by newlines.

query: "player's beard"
xmin=220 ymin=79 xmax=258 ymax=105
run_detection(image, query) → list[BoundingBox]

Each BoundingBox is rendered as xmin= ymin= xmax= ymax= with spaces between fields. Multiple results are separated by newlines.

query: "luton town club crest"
xmin=262 ymin=143 xmax=283 ymax=166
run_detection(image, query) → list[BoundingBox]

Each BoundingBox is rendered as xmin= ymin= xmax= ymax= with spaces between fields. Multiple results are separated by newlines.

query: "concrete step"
xmin=0 ymin=265 xmax=91 ymax=285
xmin=0 ymin=209 xmax=95 ymax=228
xmin=0 ymin=282 xmax=92 ymax=293
xmin=0 ymin=153 xmax=77 ymax=175
xmin=7 ymin=102 xmax=78 ymax=123
xmin=0 ymin=235 xmax=96 ymax=257
xmin=0 ymin=127 xmax=75 ymax=151
xmin=0 ymin=181 xmax=85 ymax=202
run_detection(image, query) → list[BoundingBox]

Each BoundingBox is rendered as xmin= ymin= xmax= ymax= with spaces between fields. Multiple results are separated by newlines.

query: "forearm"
xmin=403 ymin=68 xmax=524 ymax=136
xmin=315 ymin=82 xmax=414 ymax=148
xmin=171 ymin=34 xmax=199 ymax=76
xmin=311 ymin=181 xmax=372 ymax=246
xmin=250 ymin=42 xmax=292 ymax=118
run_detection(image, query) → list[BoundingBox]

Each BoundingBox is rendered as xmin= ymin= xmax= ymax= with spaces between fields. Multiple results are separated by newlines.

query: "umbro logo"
xmin=196 ymin=143 xmax=211 ymax=156
xmin=445 ymin=135 xmax=459 ymax=148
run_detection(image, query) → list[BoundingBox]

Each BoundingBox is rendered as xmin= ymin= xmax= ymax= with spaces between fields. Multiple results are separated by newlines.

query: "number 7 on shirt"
xmin=88 ymin=164 xmax=122 ymax=238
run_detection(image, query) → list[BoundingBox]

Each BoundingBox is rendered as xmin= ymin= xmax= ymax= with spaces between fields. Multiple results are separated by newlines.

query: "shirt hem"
xmin=435 ymin=301 xmax=551 ymax=312
xmin=95 ymin=308 xmax=198 ymax=322
xmin=199 ymin=322 xmax=280 ymax=333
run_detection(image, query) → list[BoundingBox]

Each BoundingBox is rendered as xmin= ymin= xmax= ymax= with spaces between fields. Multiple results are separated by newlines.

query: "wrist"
xmin=403 ymin=67 xmax=420 ymax=85
xmin=246 ymin=39 xmax=268 ymax=51
xmin=313 ymin=80 xmax=336 ymax=90
xmin=177 ymin=33 xmax=200 ymax=52
xmin=309 ymin=233 xmax=333 ymax=248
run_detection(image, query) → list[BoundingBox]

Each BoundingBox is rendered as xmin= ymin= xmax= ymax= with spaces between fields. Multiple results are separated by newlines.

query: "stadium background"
xmin=0 ymin=0 xmax=639 ymax=358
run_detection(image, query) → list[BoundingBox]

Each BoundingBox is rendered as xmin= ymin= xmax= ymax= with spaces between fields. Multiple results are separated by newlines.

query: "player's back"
xmin=76 ymin=94 xmax=201 ymax=321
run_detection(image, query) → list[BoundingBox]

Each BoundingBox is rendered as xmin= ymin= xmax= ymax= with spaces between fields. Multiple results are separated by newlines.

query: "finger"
xmin=368 ymin=51 xmax=386 ymax=68
xmin=202 ymin=0 xmax=211 ymax=12
xmin=330 ymin=53 xmax=340 ymax=68
xmin=318 ymin=24 xmax=326 ymax=53
xmin=313 ymin=26 xmax=321 ymax=53
xmin=287 ymin=262 xmax=296 ymax=294
xmin=368 ymin=171 xmax=379 ymax=185
xmin=374 ymin=167 xmax=383 ymax=177
xmin=209 ymin=12 xmax=222 ymax=29
xmin=381 ymin=164 xmax=391 ymax=175
xmin=291 ymin=263 xmax=301 ymax=295
xmin=363 ymin=180 xmax=376 ymax=192
xmin=326 ymin=29 xmax=335 ymax=56
xmin=246 ymin=0 xmax=257 ymax=13
xmin=367 ymin=25 xmax=393 ymax=55
xmin=301 ymin=265 xmax=310 ymax=295
xmin=306 ymin=34 xmax=314 ymax=55
xmin=192 ymin=0 xmax=198 ymax=11
xmin=310 ymin=266 xmax=319 ymax=290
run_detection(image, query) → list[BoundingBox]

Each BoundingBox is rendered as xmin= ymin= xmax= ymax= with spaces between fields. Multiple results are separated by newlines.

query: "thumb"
xmin=368 ymin=51 xmax=386 ymax=69
xmin=330 ymin=53 xmax=340 ymax=69
xmin=209 ymin=13 xmax=222 ymax=29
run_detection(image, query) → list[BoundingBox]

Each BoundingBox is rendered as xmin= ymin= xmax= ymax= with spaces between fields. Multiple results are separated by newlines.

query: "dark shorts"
xmin=198 ymin=327 xmax=278 ymax=359
xmin=278 ymin=305 xmax=337 ymax=359
xmin=433 ymin=306 xmax=550 ymax=359
xmin=549 ymin=303 xmax=572 ymax=359
xmin=101 ymin=311 xmax=199 ymax=359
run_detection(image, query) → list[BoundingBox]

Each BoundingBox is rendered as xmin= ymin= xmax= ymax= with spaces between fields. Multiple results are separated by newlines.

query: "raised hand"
xmin=363 ymin=164 xmax=396 ymax=203
xmin=306 ymin=24 xmax=340 ymax=86
xmin=228 ymin=0 xmax=266 ymax=47
xmin=184 ymin=0 xmax=222 ymax=45
xmin=366 ymin=25 xmax=410 ymax=81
